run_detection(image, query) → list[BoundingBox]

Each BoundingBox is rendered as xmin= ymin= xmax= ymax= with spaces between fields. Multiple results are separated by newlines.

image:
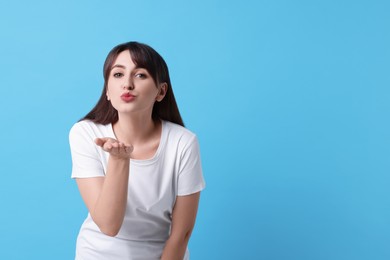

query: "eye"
xmin=135 ymin=73 xmax=147 ymax=79
xmin=113 ymin=72 xmax=123 ymax=78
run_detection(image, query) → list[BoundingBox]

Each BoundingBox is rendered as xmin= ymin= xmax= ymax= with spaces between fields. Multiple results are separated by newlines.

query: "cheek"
xmin=106 ymin=85 xmax=119 ymax=102
xmin=148 ymin=88 xmax=160 ymax=101
xmin=106 ymin=81 xmax=118 ymax=95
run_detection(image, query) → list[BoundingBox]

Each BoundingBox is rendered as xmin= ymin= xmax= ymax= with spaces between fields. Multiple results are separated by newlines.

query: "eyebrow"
xmin=111 ymin=64 xmax=145 ymax=71
xmin=111 ymin=64 xmax=126 ymax=70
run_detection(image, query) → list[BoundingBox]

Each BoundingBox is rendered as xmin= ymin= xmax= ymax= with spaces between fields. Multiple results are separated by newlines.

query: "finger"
xmin=113 ymin=145 xmax=120 ymax=155
xmin=125 ymin=144 xmax=134 ymax=153
xmin=104 ymin=142 xmax=113 ymax=150
xmin=123 ymin=146 xmax=131 ymax=154
xmin=95 ymin=138 xmax=105 ymax=147
xmin=95 ymin=137 xmax=115 ymax=147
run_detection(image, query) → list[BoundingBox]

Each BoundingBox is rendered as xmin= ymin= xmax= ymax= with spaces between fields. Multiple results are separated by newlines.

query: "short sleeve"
xmin=177 ymin=136 xmax=206 ymax=196
xmin=69 ymin=122 xmax=105 ymax=178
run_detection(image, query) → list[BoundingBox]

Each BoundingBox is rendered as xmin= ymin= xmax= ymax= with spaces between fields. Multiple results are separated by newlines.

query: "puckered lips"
xmin=121 ymin=92 xmax=136 ymax=102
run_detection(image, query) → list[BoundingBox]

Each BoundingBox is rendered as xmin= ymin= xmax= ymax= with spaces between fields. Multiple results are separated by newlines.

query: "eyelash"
xmin=135 ymin=73 xmax=146 ymax=79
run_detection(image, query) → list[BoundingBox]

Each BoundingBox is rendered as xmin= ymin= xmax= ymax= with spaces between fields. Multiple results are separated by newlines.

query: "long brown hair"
xmin=81 ymin=41 xmax=184 ymax=126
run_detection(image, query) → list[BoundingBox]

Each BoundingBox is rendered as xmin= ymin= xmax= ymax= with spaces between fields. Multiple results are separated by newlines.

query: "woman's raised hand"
xmin=95 ymin=138 xmax=133 ymax=159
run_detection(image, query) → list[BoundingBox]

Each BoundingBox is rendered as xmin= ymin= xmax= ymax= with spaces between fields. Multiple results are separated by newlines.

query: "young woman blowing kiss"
xmin=69 ymin=42 xmax=205 ymax=259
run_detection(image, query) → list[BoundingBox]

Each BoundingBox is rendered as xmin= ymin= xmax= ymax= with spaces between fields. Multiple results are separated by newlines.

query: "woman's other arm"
xmin=161 ymin=192 xmax=201 ymax=260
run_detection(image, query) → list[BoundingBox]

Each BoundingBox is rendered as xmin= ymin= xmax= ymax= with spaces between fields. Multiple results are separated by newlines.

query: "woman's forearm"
xmin=161 ymin=193 xmax=200 ymax=259
xmin=91 ymin=156 xmax=130 ymax=236
xmin=161 ymin=234 xmax=189 ymax=260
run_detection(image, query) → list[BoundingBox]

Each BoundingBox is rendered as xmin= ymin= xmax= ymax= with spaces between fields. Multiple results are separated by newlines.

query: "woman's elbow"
xmin=99 ymin=225 xmax=121 ymax=237
xmin=93 ymin=218 xmax=123 ymax=237
xmin=91 ymin=213 xmax=124 ymax=237
xmin=183 ymin=229 xmax=193 ymax=242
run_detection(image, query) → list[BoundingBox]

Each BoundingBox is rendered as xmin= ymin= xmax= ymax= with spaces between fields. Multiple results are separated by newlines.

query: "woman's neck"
xmin=113 ymin=114 xmax=160 ymax=146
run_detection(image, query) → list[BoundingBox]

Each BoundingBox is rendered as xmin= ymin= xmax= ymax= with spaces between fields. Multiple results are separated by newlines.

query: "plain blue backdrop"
xmin=0 ymin=0 xmax=389 ymax=259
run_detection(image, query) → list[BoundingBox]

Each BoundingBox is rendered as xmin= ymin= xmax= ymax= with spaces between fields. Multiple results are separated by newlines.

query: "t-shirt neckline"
xmin=108 ymin=120 xmax=167 ymax=165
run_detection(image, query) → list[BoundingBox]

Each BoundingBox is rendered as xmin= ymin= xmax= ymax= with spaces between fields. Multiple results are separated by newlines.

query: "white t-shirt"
xmin=69 ymin=120 xmax=205 ymax=260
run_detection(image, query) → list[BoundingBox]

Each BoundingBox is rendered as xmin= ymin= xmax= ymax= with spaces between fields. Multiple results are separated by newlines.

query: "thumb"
xmin=95 ymin=137 xmax=110 ymax=147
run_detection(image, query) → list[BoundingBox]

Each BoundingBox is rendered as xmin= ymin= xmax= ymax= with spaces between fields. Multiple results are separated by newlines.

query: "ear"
xmin=156 ymin=83 xmax=167 ymax=102
xmin=106 ymin=90 xmax=110 ymax=101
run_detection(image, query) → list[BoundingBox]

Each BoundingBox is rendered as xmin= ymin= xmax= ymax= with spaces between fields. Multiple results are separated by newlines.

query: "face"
xmin=106 ymin=50 xmax=167 ymax=117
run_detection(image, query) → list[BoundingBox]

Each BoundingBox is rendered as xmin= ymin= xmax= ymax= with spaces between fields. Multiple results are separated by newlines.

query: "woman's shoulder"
xmin=163 ymin=120 xmax=198 ymax=145
xmin=164 ymin=120 xmax=195 ymax=135
xmin=70 ymin=119 xmax=96 ymax=133
xmin=69 ymin=120 xmax=111 ymax=139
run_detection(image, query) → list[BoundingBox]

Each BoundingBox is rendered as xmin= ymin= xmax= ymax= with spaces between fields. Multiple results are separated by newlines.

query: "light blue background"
xmin=0 ymin=0 xmax=389 ymax=259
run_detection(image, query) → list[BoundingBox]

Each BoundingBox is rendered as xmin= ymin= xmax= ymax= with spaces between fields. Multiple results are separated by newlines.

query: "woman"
xmin=69 ymin=41 xmax=205 ymax=259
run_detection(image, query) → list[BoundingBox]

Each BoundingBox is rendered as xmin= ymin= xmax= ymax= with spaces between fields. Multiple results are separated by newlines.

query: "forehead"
xmin=112 ymin=50 xmax=136 ymax=68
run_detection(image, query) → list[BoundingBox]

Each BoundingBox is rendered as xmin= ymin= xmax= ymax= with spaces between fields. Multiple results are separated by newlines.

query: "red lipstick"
xmin=121 ymin=93 xmax=135 ymax=102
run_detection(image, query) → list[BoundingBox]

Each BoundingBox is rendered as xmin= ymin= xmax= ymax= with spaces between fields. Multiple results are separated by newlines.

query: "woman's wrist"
xmin=109 ymin=155 xmax=130 ymax=163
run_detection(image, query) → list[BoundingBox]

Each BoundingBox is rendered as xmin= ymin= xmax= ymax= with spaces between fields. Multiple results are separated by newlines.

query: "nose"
xmin=123 ymin=77 xmax=134 ymax=90
xmin=124 ymin=84 xmax=134 ymax=90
